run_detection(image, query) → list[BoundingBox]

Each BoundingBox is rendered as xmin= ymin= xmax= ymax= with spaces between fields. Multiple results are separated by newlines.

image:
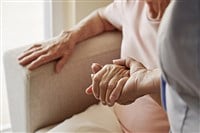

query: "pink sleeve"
xmin=101 ymin=1 xmax=123 ymax=30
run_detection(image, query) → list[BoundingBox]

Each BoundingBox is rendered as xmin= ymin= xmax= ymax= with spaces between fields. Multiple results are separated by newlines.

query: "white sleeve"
xmin=100 ymin=1 xmax=123 ymax=30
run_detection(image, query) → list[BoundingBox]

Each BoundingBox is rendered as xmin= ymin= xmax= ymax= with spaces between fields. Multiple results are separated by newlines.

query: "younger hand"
xmin=111 ymin=57 xmax=161 ymax=105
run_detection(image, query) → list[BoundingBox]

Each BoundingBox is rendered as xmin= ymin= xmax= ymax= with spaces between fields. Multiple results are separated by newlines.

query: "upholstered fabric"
xmin=3 ymin=32 xmax=122 ymax=133
xmin=39 ymin=103 xmax=122 ymax=133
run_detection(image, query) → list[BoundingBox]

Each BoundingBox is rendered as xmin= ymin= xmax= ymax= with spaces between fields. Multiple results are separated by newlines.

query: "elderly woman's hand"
xmin=18 ymin=31 xmax=76 ymax=73
xmin=86 ymin=63 xmax=130 ymax=106
xmin=86 ymin=57 xmax=161 ymax=106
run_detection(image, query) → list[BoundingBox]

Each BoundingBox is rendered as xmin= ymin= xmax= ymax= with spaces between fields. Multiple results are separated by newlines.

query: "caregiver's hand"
xmin=18 ymin=31 xmax=76 ymax=73
xmin=87 ymin=63 xmax=130 ymax=106
xmin=111 ymin=57 xmax=161 ymax=105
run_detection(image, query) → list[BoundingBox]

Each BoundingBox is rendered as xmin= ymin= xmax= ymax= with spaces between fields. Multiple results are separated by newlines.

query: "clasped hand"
xmin=86 ymin=57 xmax=159 ymax=106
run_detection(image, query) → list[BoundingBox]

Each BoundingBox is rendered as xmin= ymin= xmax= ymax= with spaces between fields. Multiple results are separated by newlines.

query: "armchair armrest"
xmin=3 ymin=31 xmax=122 ymax=133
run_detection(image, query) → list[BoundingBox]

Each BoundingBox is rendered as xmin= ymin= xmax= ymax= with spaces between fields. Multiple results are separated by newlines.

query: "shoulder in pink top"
xmin=104 ymin=1 xmax=169 ymax=132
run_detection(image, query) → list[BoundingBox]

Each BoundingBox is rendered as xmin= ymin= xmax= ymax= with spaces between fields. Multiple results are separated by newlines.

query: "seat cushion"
xmin=37 ymin=103 xmax=122 ymax=133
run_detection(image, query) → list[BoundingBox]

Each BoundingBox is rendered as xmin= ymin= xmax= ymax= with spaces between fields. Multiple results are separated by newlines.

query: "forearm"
xmin=66 ymin=8 xmax=116 ymax=44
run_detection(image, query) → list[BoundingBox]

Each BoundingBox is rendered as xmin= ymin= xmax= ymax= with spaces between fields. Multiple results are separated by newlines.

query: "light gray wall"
xmin=51 ymin=0 xmax=112 ymax=36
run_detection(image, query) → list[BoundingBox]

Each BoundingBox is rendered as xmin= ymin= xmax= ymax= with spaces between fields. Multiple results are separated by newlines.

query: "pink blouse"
xmin=103 ymin=1 xmax=169 ymax=132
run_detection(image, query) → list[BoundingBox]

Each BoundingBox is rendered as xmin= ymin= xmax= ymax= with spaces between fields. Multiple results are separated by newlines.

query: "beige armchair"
xmin=4 ymin=32 xmax=122 ymax=133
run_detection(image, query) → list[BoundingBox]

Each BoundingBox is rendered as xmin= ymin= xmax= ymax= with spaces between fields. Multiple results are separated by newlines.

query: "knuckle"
xmin=53 ymin=52 xmax=59 ymax=57
xmin=99 ymin=82 xmax=106 ymax=90
xmin=108 ymin=83 xmax=115 ymax=89
xmin=104 ymin=64 xmax=110 ymax=67
xmin=106 ymin=96 xmax=111 ymax=103
xmin=51 ymin=51 xmax=60 ymax=57
xmin=111 ymin=93 xmax=117 ymax=99
xmin=125 ymin=70 xmax=130 ymax=76
xmin=104 ymin=64 xmax=112 ymax=70
xmin=93 ymin=75 xmax=100 ymax=82
xmin=113 ymin=64 xmax=118 ymax=69
xmin=38 ymin=56 xmax=45 ymax=61
xmin=32 ymin=52 xmax=39 ymax=56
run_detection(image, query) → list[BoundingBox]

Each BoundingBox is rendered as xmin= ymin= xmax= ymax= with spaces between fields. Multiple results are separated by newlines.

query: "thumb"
xmin=113 ymin=59 xmax=126 ymax=66
xmin=113 ymin=57 xmax=143 ymax=70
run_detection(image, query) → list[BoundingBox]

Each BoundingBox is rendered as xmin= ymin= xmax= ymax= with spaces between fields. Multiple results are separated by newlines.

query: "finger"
xmin=86 ymin=63 xmax=103 ymax=95
xmin=125 ymin=70 xmax=130 ymax=77
xmin=55 ymin=54 xmax=70 ymax=73
xmin=91 ymin=63 xmax=103 ymax=73
xmin=114 ymin=57 xmax=145 ymax=73
xmin=85 ymin=85 xmax=92 ymax=95
xmin=105 ymin=77 xmax=119 ymax=105
xmin=109 ymin=77 xmax=128 ymax=105
xmin=27 ymin=53 xmax=57 ymax=70
xmin=85 ymin=63 xmax=102 ymax=95
xmin=112 ymin=59 xmax=126 ymax=66
xmin=25 ymin=44 xmax=42 ymax=52
xmin=113 ymin=57 xmax=138 ymax=68
xmin=19 ymin=50 xmax=47 ymax=66
xmin=99 ymin=69 xmax=114 ymax=103
xmin=92 ymin=68 xmax=107 ymax=99
xmin=85 ymin=74 xmax=94 ymax=94
xmin=18 ymin=47 xmax=42 ymax=60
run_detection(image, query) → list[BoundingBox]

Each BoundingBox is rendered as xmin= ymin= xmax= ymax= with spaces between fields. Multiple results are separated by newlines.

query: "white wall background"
xmin=1 ymin=0 xmax=111 ymax=131
xmin=51 ymin=0 xmax=112 ymax=36
xmin=1 ymin=1 xmax=46 ymax=130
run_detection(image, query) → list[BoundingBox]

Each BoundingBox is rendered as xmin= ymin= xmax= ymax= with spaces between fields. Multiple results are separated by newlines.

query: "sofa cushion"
xmin=37 ymin=103 xmax=122 ymax=133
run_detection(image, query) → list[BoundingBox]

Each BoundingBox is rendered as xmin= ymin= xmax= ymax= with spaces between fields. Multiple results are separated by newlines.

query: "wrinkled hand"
xmin=112 ymin=57 xmax=161 ymax=105
xmin=86 ymin=63 xmax=129 ymax=106
xmin=86 ymin=57 xmax=160 ymax=106
xmin=18 ymin=31 xmax=76 ymax=73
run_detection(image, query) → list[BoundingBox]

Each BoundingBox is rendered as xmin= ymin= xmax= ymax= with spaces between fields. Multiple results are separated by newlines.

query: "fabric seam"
xmin=180 ymin=105 xmax=189 ymax=133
